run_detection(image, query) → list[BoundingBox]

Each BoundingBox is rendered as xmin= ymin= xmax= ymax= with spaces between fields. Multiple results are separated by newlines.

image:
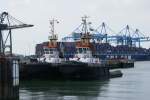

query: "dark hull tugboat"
xmin=20 ymin=17 xmax=111 ymax=80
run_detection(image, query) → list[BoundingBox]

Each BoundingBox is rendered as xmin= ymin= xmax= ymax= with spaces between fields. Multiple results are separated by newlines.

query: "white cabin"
xmin=38 ymin=19 xmax=62 ymax=63
xmin=70 ymin=46 xmax=100 ymax=64
xmin=40 ymin=47 xmax=61 ymax=63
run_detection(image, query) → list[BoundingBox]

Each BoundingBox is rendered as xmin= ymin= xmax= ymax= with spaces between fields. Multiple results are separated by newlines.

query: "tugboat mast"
xmin=79 ymin=16 xmax=91 ymax=46
xmin=48 ymin=19 xmax=59 ymax=48
xmin=82 ymin=15 xmax=89 ymax=34
xmin=49 ymin=19 xmax=59 ymax=35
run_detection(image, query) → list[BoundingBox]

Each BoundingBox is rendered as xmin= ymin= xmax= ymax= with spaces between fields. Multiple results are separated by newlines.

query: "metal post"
xmin=0 ymin=30 xmax=4 ymax=54
xmin=105 ymin=34 xmax=108 ymax=43
xmin=139 ymin=39 xmax=141 ymax=48
xmin=9 ymin=29 xmax=12 ymax=55
xmin=0 ymin=57 xmax=19 ymax=100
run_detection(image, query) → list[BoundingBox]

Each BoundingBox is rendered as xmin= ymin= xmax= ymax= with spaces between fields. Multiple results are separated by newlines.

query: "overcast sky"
xmin=1 ymin=0 xmax=150 ymax=55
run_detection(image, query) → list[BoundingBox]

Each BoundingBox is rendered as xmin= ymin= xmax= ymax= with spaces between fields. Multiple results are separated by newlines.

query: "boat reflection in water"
xmin=20 ymin=80 xmax=109 ymax=100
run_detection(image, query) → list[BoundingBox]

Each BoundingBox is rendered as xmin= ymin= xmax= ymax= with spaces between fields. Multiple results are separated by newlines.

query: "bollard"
xmin=0 ymin=56 xmax=19 ymax=100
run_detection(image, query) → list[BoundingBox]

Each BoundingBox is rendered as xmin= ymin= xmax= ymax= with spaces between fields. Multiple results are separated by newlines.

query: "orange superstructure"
xmin=76 ymin=32 xmax=92 ymax=48
xmin=48 ymin=34 xmax=58 ymax=48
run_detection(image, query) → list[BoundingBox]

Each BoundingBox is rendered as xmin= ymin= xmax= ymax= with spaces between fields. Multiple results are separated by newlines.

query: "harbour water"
xmin=20 ymin=61 xmax=150 ymax=100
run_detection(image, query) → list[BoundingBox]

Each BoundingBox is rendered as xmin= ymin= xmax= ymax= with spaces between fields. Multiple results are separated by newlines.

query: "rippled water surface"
xmin=20 ymin=61 xmax=150 ymax=100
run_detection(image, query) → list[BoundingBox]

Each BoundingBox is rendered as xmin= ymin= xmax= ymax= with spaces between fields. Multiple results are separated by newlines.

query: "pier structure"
xmin=0 ymin=12 xmax=33 ymax=99
xmin=0 ymin=56 xmax=19 ymax=100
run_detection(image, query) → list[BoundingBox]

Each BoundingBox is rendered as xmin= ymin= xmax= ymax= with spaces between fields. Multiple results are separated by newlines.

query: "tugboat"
xmin=60 ymin=16 xmax=110 ymax=80
xmin=70 ymin=32 xmax=100 ymax=64
xmin=20 ymin=17 xmax=111 ymax=80
xmin=38 ymin=19 xmax=62 ymax=63
xmin=20 ymin=19 xmax=63 ymax=80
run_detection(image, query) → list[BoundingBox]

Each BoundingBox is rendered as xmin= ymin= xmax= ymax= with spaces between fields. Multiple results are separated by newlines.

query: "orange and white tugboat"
xmin=20 ymin=19 xmax=63 ymax=79
xmin=59 ymin=16 xmax=110 ymax=80
xmin=38 ymin=19 xmax=62 ymax=63
xmin=70 ymin=16 xmax=100 ymax=64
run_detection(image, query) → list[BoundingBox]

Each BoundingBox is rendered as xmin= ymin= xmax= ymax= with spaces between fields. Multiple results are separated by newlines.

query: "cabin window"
xmin=49 ymin=49 xmax=53 ymax=54
xmin=79 ymin=48 xmax=82 ymax=53
xmin=44 ymin=51 xmax=49 ymax=54
xmin=83 ymin=48 xmax=86 ymax=53
xmin=46 ymin=48 xmax=49 ymax=51
xmin=44 ymin=48 xmax=48 ymax=53
xmin=87 ymin=48 xmax=89 ymax=51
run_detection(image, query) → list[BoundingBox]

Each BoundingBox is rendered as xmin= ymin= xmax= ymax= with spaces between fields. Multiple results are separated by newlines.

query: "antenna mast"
xmin=48 ymin=19 xmax=59 ymax=48
xmin=82 ymin=15 xmax=89 ymax=34
xmin=49 ymin=19 xmax=59 ymax=35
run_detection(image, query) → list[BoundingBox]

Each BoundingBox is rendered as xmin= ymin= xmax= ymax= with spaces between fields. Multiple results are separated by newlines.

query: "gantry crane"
xmin=62 ymin=17 xmax=150 ymax=47
xmin=62 ymin=21 xmax=116 ymax=43
xmin=93 ymin=22 xmax=117 ymax=43
xmin=0 ymin=12 xmax=33 ymax=55
xmin=94 ymin=23 xmax=150 ymax=47
xmin=62 ymin=16 xmax=93 ymax=41
xmin=114 ymin=25 xmax=150 ymax=47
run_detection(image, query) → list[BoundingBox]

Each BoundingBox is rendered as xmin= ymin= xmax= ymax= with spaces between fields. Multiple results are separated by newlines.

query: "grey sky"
xmin=1 ymin=0 xmax=150 ymax=55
